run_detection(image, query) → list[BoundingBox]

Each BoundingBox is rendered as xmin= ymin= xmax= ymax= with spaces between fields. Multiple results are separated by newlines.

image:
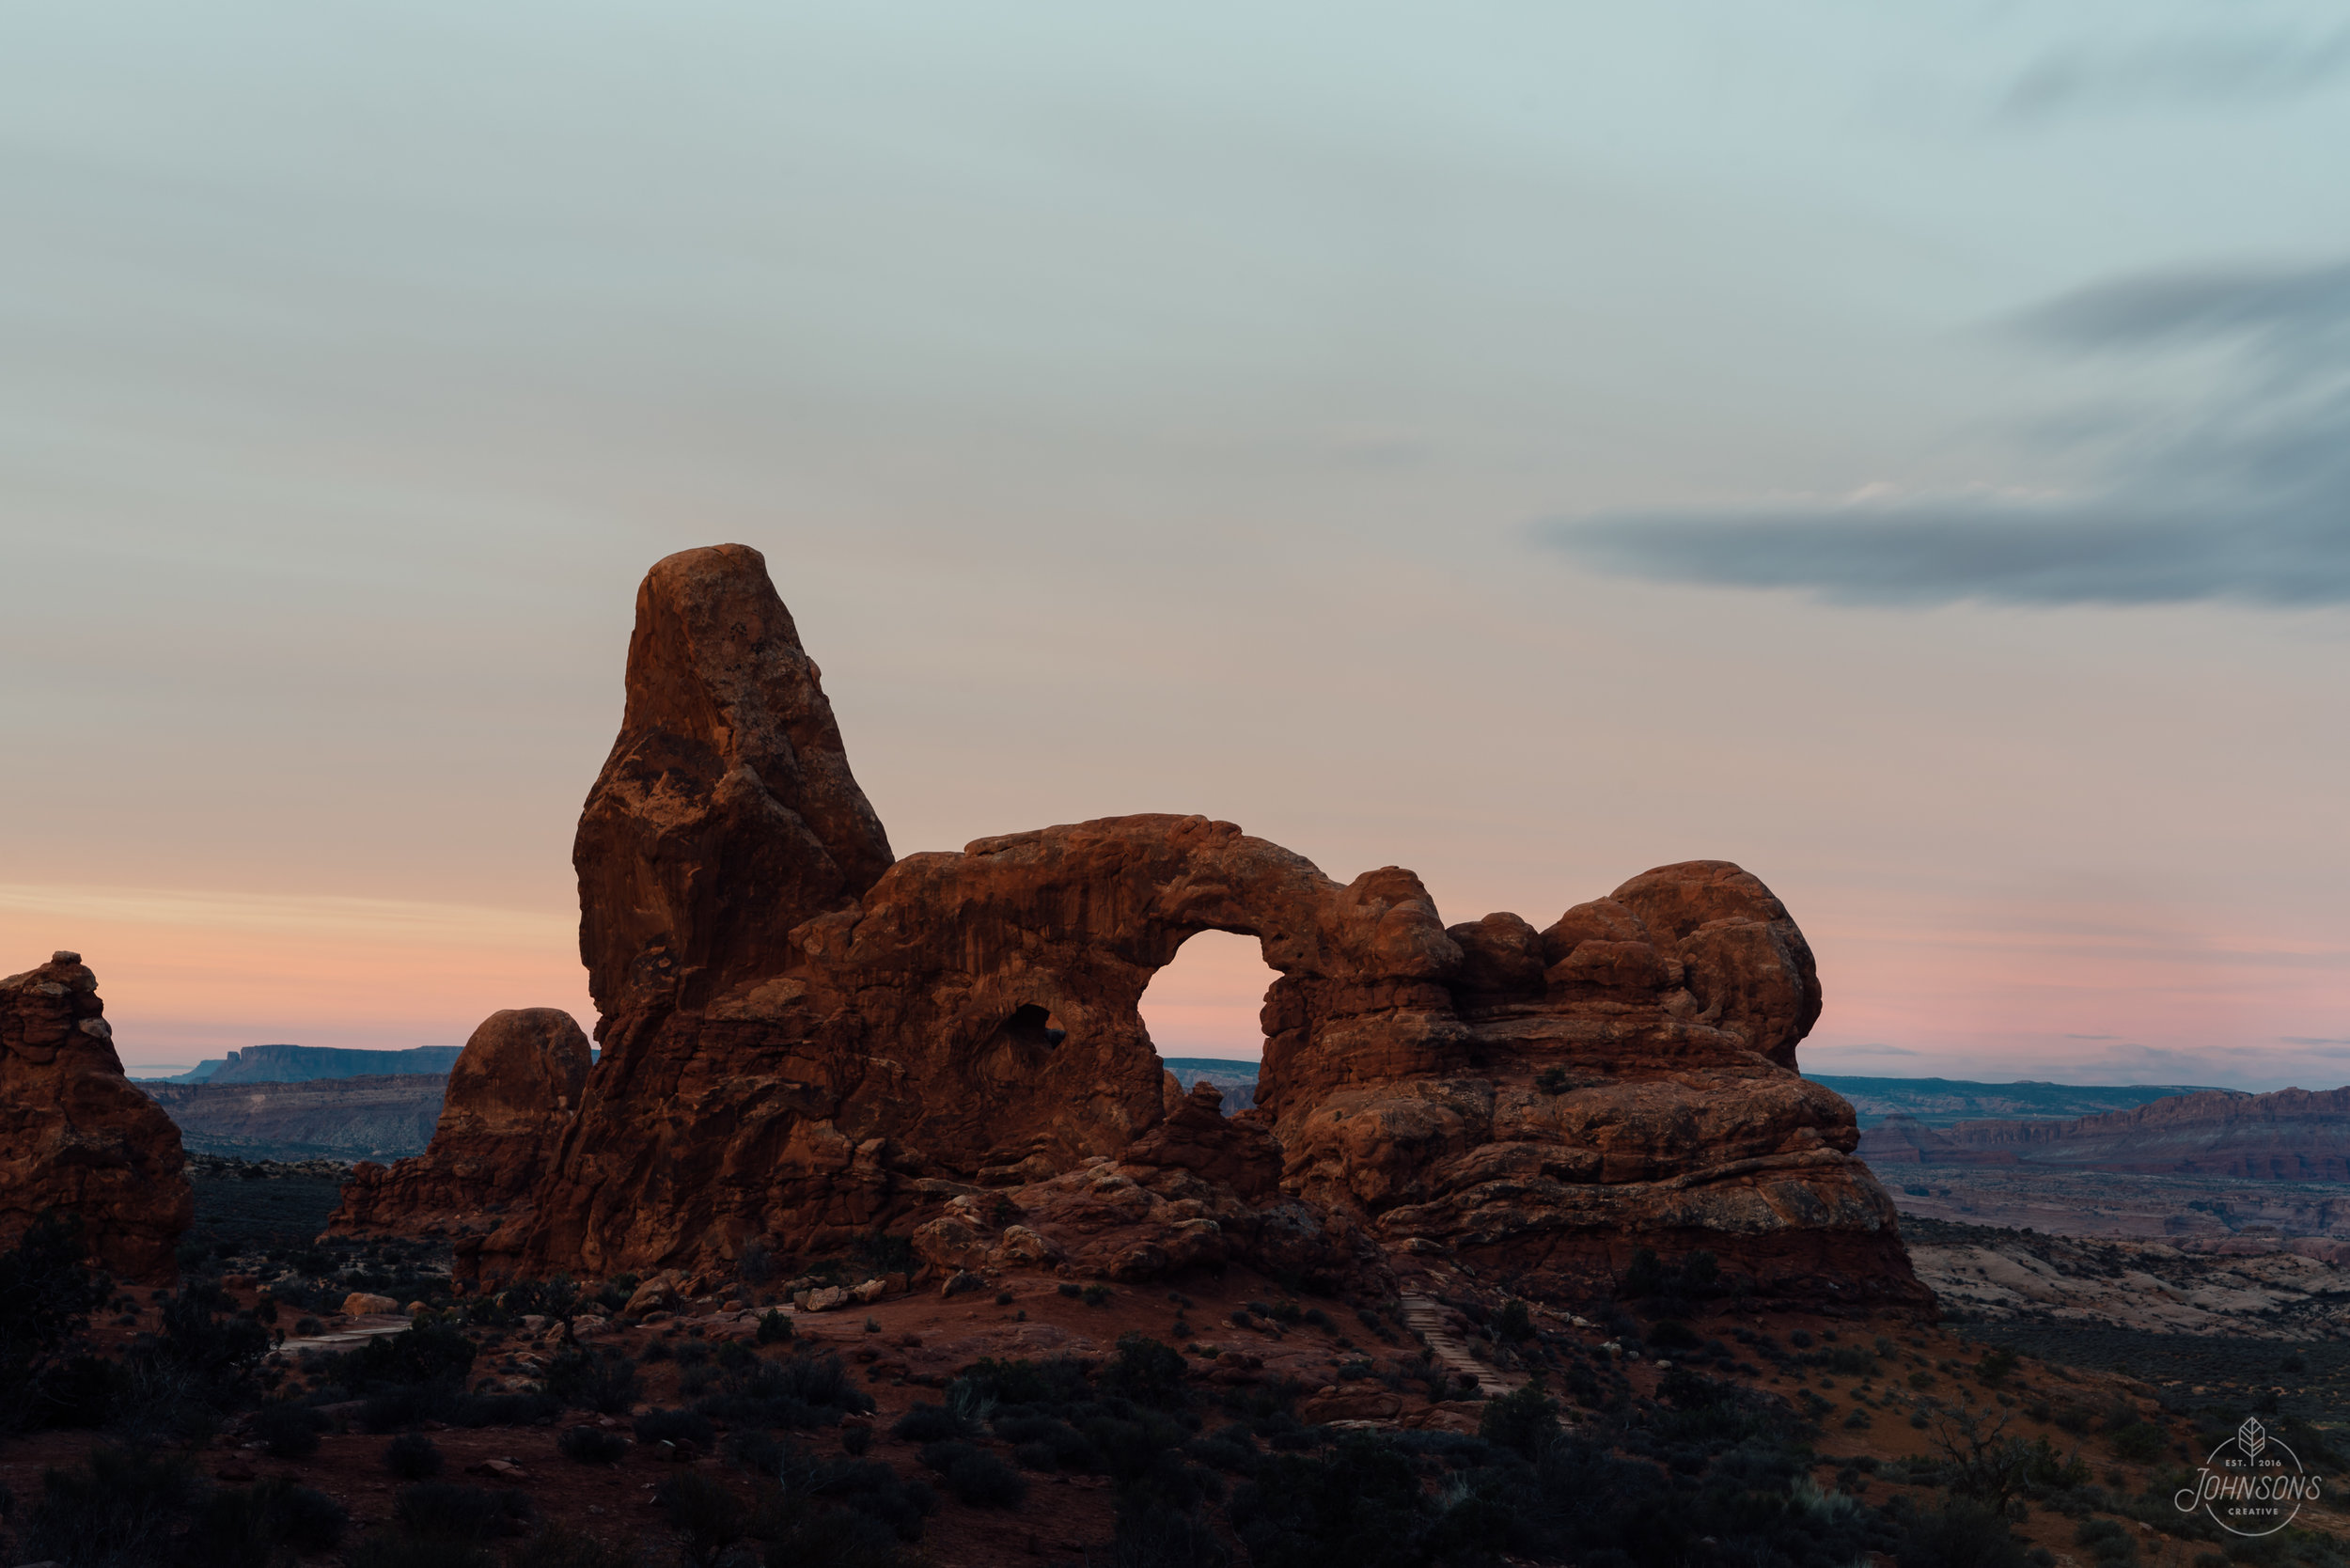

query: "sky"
xmin=4 ymin=1 xmax=2347 ymax=1089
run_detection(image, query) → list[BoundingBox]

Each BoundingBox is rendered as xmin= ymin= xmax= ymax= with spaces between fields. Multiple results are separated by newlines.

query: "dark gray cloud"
xmin=1999 ymin=28 xmax=2350 ymax=120
xmin=1545 ymin=259 xmax=2350 ymax=606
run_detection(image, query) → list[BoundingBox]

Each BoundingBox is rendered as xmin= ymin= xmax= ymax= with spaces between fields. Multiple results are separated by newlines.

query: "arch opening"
xmin=1138 ymin=929 xmax=1274 ymax=1114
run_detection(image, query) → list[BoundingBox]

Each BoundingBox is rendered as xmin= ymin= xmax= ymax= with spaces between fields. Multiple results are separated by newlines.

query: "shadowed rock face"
xmin=328 ymin=1008 xmax=589 ymax=1239
xmin=1 ymin=952 xmax=191 ymax=1281
xmin=393 ymin=543 xmax=1919 ymax=1307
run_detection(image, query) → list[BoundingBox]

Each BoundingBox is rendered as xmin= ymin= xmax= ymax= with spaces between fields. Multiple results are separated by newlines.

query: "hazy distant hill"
xmin=139 ymin=1074 xmax=444 ymax=1160
xmin=1872 ymin=1086 xmax=2350 ymax=1181
xmin=1808 ymin=1074 xmax=2215 ymax=1128
xmin=155 ymin=1043 xmax=462 ymax=1084
xmin=1162 ymin=1057 xmax=1258 ymax=1112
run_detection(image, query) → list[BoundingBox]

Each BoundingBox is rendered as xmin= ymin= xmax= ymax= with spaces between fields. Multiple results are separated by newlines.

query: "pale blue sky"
xmin=6 ymin=2 xmax=2348 ymax=1086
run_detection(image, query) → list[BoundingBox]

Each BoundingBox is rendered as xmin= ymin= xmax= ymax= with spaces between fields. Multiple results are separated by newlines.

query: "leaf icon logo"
xmin=2239 ymin=1418 xmax=2267 ymax=1460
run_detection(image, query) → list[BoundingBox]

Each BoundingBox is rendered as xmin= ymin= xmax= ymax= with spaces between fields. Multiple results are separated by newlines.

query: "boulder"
xmin=0 ymin=952 xmax=191 ymax=1281
xmin=342 ymin=1292 xmax=401 ymax=1316
xmin=1300 ymin=1383 xmax=1404 ymax=1423
xmin=329 ymin=1007 xmax=591 ymax=1241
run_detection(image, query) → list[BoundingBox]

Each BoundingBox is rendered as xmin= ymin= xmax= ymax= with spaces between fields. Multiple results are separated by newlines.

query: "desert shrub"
xmin=758 ymin=1309 xmax=794 ymax=1344
xmin=392 ymin=1482 xmax=532 ymax=1543
xmin=960 ymin=1355 xmax=1089 ymax=1408
xmin=636 ymin=1406 xmax=718 ymax=1450
xmin=344 ymin=1321 xmax=478 ymax=1388
xmin=111 ymin=1279 xmax=273 ymax=1440
xmin=184 ymin=1477 xmax=348 ymax=1566
xmin=803 ymin=1456 xmax=938 ymax=1542
xmin=842 ymin=1422 xmax=873 ymax=1455
xmin=760 ymin=1504 xmax=919 ymax=1568
xmin=659 ymin=1469 xmax=748 ymax=1567
xmin=852 ymin=1230 xmax=916 ymax=1278
xmin=560 ymin=1424 xmax=631 ymax=1465
xmin=1901 ymin=1500 xmax=2036 ymax=1568
xmin=698 ymin=1346 xmax=873 ymax=1429
xmin=509 ymin=1523 xmax=642 ymax=1568
xmin=2110 ymin=1422 xmax=2167 ymax=1464
xmin=253 ymin=1399 xmax=323 ymax=1458
xmin=1494 ymin=1299 xmax=1534 ymax=1343
xmin=946 ymin=1450 xmax=1029 ymax=1508
xmin=448 ymin=1388 xmax=562 ymax=1428
xmin=542 ymin=1344 xmax=643 ymax=1414
xmin=1058 ymin=1282 xmax=1083 ymax=1298
xmin=1099 ymin=1333 xmax=1189 ymax=1409
xmin=18 ymin=1444 xmax=204 ymax=1566
xmin=1979 ymin=1346 xmax=2021 ymax=1386
xmin=1083 ymin=1284 xmax=1112 ymax=1307
xmin=893 ymin=1401 xmax=968 ymax=1442
xmin=1117 ymin=1493 xmax=1233 ymax=1568
xmin=0 ymin=1211 xmax=111 ymax=1433
xmin=1650 ymin=1319 xmax=1702 ymax=1351
xmin=346 ymin=1537 xmax=497 ymax=1568
xmin=1478 ymin=1385 xmax=1561 ymax=1459
xmin=2077 ymin=1517 xmax=2140 ymax=1565
xmin=385 ymin=1431 xmax=445 ymax=1479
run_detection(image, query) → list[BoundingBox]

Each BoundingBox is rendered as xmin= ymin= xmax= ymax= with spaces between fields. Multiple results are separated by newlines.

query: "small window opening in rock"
xmin=1006 ymin=1003 xmax=1065 ymax=1050
xmin=1139 ymin=930 xmax=1273 ymax=1114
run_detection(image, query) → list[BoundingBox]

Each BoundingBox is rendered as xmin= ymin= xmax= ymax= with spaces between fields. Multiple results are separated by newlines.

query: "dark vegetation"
xmin=1969 ymin=1320 xmax=2350 ymax=1431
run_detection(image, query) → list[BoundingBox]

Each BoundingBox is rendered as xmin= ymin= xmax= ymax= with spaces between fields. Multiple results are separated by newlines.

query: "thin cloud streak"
xmin=1999 ymin=26 xmax=2350 ymax=120
xmin=1544 ymin=259 xmax=2350 ymax=606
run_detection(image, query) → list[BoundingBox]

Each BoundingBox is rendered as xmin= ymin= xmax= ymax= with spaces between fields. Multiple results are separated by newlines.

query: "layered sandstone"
xmin=1891 ymin=1089 xmax=2350 ymax=1181
xmin=385 ymin=543 xmax=1919 ymax=1308
xmin=329 ymin=1008 xmax=589 ymax=1239
xmin=142 ymin=1073 xmax=446 ymax=1160
xmin=1 ymin=952 xmax=191 ymax=1280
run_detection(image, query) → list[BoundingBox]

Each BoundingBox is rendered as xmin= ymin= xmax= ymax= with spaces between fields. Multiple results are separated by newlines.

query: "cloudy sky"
xmin=5 ymin=1 xmax=2346 ymax=1088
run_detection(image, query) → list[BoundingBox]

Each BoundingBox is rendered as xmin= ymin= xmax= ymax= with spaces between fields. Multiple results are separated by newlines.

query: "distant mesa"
xmin=138 ymin=1074 xmax=447 ymax=1162
xmin=1858 ymin=1087 xmax=2350 ymax=1181
xmin=339 ymin=542 xmax=1925 ymax=1310
xmin=154 ymin=1043 xmax=464 ymax=1084
xmin=1810 ymin=1074 xmax=2218 ymax=1129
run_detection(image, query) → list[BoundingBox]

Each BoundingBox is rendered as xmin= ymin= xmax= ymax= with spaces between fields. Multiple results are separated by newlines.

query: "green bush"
xmin=758 ymin=1309 xmax=795 ymax=1344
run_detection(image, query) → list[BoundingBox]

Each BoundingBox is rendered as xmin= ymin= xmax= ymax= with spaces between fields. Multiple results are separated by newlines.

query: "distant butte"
xmin=337 ymin=542 xmax=1927 ymax=1310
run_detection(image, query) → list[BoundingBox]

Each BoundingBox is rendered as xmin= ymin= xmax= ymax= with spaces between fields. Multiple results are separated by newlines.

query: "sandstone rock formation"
xmin=329 ymin=1008 xmax=589 ymax=1239
xmin=376 ymin=544 xmax=1919 ymax=1309
xmin=1 ymin=951 xmax=191 ymax=1280
xmin=141 ymin=1074 xmax=446 ymax=1160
